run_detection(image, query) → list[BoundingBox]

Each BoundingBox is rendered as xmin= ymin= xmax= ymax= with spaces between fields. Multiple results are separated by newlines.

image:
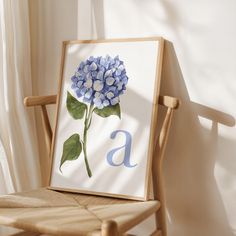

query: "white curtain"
xmin=0 ymin=0 xmax=41 ymax=194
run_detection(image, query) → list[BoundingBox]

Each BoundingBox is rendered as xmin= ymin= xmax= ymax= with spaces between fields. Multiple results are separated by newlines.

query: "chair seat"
xmin=0 ymin=188 xmax=160 ymax=236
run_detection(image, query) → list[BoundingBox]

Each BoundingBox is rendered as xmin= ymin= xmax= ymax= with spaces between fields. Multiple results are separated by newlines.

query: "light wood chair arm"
xmin=158 ymin=95 xmax=180 ymax=109
xmin=24 ymin=95 xmax=57 ymax=154
xmin=23 ymin=94 xmax=179 ymax=159
xmin=24 ymin=94 xmax=180 ymax=109
xmin=24 ymin=95 xmax=57 ymax=107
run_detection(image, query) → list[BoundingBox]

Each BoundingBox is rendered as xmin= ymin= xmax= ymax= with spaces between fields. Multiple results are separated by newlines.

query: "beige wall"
xmin=29 ymin=0 xmax=236 ymax=235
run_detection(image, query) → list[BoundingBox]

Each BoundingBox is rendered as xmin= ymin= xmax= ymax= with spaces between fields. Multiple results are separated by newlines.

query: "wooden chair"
xmin=0 ymin=94 xmax=179 ymax=236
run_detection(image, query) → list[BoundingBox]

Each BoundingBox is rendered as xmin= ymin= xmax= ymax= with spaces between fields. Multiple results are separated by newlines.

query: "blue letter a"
xmin=107 ymin=130 xmax=137 ymax=168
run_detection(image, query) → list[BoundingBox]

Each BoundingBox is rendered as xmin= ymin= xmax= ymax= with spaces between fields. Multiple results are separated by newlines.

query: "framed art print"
xmin=49 ymin=38 xmax=164 ymax=200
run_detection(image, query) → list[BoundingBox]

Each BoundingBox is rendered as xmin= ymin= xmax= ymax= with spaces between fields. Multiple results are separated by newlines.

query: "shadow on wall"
xmin=161 ymin=41 xmax=235 ymax=236
xmin=92 ymin=0 xmax=105 ymax=38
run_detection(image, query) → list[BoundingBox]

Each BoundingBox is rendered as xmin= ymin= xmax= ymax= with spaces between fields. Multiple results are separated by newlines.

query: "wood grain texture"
xmin=101 ymin=220 xmax=119 ymax=236
xmin=63 ymin=37 xmax=164 ymax=45
xmin=24 ymin=94 xmax=180 ymax=109
xmin=158 ymin=95 xmax=180 ymax=109
xmin=145 ymin=38 xmax=165 ymax=201
xmin=0 ymin=187 xmax=161 ymax=235
xmin=152 ymin=107 xmax=174 ymax=236
xmin=150 ymin=229 xmax=162 ymax=236
xmin=24 ymin=95 xmax=57 ymax=107
xmin=40 ymin=105 xmax=52 ymax=156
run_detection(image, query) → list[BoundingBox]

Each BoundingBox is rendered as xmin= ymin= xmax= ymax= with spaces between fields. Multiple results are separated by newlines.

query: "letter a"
xmin=107 ymin=130 xmax=137 ymax=168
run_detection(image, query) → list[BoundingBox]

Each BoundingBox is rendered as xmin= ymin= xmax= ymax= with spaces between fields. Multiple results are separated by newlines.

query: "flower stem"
xmin=82 ymin=104 xmax=94 ymax=177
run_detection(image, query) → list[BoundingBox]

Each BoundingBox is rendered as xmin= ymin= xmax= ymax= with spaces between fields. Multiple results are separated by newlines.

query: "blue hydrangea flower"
xmin=71 ymin=55 xmax=128 ymax=109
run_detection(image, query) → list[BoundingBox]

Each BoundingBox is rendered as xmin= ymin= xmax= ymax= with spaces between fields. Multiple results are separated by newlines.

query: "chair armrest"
xmin=24 ymin=95 xmax=56 ymax=155
xmin=24 ymin=94 xmax=180 ymax=160
xmin=24 ymin=95 xmax=57 ymax=107
xmin=24 ymin=94 xmax=180 ymax=109
xmin=158 ymin=95 xmax=180 ymax=109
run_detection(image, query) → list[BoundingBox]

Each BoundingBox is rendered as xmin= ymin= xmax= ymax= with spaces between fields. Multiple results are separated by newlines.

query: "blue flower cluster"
xmin=71 ymin=55 xmax=128 ymax=109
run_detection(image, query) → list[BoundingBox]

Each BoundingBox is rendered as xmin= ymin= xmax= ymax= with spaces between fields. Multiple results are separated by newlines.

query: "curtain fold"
xmin=0 ymin=0 xmax=41 ymax=193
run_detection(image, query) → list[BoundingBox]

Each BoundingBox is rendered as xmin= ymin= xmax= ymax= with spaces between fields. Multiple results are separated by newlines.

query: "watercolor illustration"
xmin=60 ymin=55 xmax=129 ymax=177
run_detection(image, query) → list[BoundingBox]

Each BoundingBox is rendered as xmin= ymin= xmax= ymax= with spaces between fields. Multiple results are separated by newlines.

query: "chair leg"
xmin=155 ymin=207 xmax=166 ymax=236
xmin=101 ymin=220 xmax=119 ymax=236
xmin=150 ymin=229 xmax=162 ymax=236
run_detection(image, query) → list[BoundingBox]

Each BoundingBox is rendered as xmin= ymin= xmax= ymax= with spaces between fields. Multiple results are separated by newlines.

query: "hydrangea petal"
xmin=111 ymin=97 xmax=119 ymax=105
xmin=94 ymin=99 xmax=102 ymax=108
xmin=76 ymin=89 xmax=82 ymax=97
xmin=97 ymin=71 xmax=104 ymax=80
xmin=91 ymin=71 xmax=97 ymax=77
xmin=100 ymin=57 xmax=106 ymax=67
xmin=103 ymin=100 xmax=110 ymax=106
xmin=84 ymin=78 xmax=93 ymax=88
xmin=106 ymin=92 xmax=114 ymax=99
xmin=71 ymin=76 xmax=78 ymax=83
xmin=108 ymin=86 xmax=116 ymax=92
xmin=106 ymin=77 xmax=115 ymax=86
xmin=94 ymin=92 xmax=100 ymax=98
xmin=85 ymin=88 xmax=93 ymax=99
xmin=104 ymin=69 xmax=113 ymax=78
xmin=83 ymin=65 xmax=89 ymax=73
xmin=121 ymin=76 xmax=128 ymax=84
xmin=77 ymin=80 xmax=83 ymax=87
xmin=93 ymin=80 xmax=104 ymax=91
xmin=86 ymin=73 xmax=92 ymax=80
xmin=80 ymin=87 xmax=87 ymax=95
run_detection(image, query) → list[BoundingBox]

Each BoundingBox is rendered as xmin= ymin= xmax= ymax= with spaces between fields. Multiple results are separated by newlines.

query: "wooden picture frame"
xmin=49 ymin=37 xmax=164 ymax=200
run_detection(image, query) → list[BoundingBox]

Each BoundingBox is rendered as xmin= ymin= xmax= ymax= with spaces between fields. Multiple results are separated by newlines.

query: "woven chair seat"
xmin=0 ymin=188 xmax=160 ymax=236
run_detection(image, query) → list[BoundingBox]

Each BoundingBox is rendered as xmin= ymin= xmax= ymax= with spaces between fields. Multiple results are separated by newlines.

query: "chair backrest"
xmin=24 ymin=93 xmax=179 ymax=236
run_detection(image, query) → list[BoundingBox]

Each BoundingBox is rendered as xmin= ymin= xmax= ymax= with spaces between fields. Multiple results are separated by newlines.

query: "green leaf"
xmin=94 ymin=104 xmax=121 ymax=119
xmin=66 ymin=91 xmax=87 ymax=119
xmin=60 ymin=133 xmax=82 ymax=172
